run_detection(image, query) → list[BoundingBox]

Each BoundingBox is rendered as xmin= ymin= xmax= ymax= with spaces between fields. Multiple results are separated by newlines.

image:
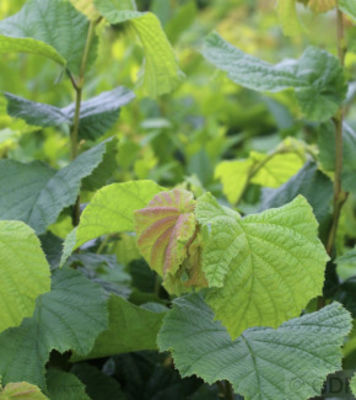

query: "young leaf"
xmin=196 ymin=193 xmax=329 ymax=339
xmin=158 ymin=294 xmax=352 ymax=400
xmin=5 ymin=87 xmax=135 ymax=140
xmin=74 ymin=180 xmax=163 ymax=248
xmin=202 ymin=33 xmax=346 ymax=121
xmin=0 ymin=382 xmax=48 ymax=400
xmin=46 ymin=369 xmax=90 ymax=400
xmin=0 ymin=268 xmax=108 ymax=389
xmin=276 ymin=0 xmax=301 ymax=37
xmin=260 ymin=161 xmax=333 ymax=225
xmin=0 ymin=0 xmax=97 ymax=74
xmin=71 ymin=295 xmax=166 ymax=361
xmin=94 ymin=0 xmax=183 ymax=97
xmin=134 ymin=189 xmax=206 ymax=293
xmin=0 ymin=221 xmax=50 ymax=334
xmin=0 ymin=138 xmax=114 ymax=234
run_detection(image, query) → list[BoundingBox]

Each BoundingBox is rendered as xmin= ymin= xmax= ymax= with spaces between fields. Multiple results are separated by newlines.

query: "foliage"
xmin=1 ymin=0 xmax=356 ymax=399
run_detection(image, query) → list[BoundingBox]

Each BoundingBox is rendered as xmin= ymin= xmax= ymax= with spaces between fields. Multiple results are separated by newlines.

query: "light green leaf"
xmin=47 ymin=369 xmax=90 ymax=400
xmin=0 ymin=381 xmax=48 ymax=400
xmin=0 ymin=268 xmax=108 ymax=389
xmin=339 ymin=0 xmax=356 ymax=20
xmin=202 ymin=33 xmax=346 ymax=121
xmin=94 ymin=0 xmax=183 ymax=97
xmin=276 ymin=0 xmax=301 ymax=37
xmin=158 ymin=294 xmax=352 ymax=400
xmin=0 ymin=0 xmax=97 ymax=73
xmin=5 ymin=87 xmax=135 ymax=140
xmin=196 ymin=194 xmax=329 ymax=339
xmin=134 ymin=189 xmax=207 ymax=293
xmin=0 ymin=139 xmax=114 ymax=234
xmin=0 ymin=221 xmax=50 ymax=334
xmin=260 ymin=161 xmax=333 ymax=225
xmin=215 ymin=143 xmax=305 ymax=205
xmin=351 ymin=373 xmax=356 ymax=397
xmin=308 ymin=0 xmax=336 ymax=13
xmin=71 ymin=295 xmax=166 ymax=361
xmin=74 ymin=180 xmax=163 ymax=248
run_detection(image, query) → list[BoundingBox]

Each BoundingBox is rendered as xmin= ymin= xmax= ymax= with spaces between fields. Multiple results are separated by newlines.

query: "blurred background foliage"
xmin=1 ymin=0 xmax=356 ymax=252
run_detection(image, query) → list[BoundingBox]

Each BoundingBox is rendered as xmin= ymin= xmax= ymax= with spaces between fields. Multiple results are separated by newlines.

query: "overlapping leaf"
xmin=0 ymin=0 xmax=97 ymax=73
xmin=71 ymin=295 xmax=166 ymax=361
xmin=74 ymin=180 xmax=163 ymax=248
xmin=202 ymin=33 xmax=346 ymax=121
xmin=46 ymin=369 xmax=90 ymax=400
xmin=135 ymin=189 xmax=206 ymax=293
xmin=196 ymin=193 xmax=329 ymax=339
xmin=158 ymin=294 xmax=351 ymax=400
xmin=5 ymin=87 xmax=135 ymax=140
xmin=0 ymin=138 xmax=114 ymax=234
xmin=0 ymin=382 xmax=47 ymax=400
xmin=94 ymin=0 xmax=183 ymax=97
xmin=0 ymin=268 xmax=108 ymax=389
xmin=0 ymin=221 xmax=50 ymax=333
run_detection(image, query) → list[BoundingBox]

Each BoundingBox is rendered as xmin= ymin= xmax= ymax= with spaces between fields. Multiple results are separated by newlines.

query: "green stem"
xmin=69 ymin=19 xmax=97 ymax=226
xmin=325 ymin=5 xmax=347 ymax=256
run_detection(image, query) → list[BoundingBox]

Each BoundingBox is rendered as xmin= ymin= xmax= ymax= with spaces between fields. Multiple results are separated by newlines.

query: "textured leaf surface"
xmin=339 ymin=0 xmax=356 ymax=20
xmin=0 ymin=221 xmax=50 ymax=333
xmin=216 ymin=150 xmax=304 ymax=204
xmin=94 ymin=0 xmax=183 ymax=97
xmin=158 ymin=294 xmax=352 ymax=400
xmin=0 ymin=0 xmax=96 ymax=73
xmin=202 ymin=33 xmax=346 ymax=121
xmin=75 ymin=180 xmax=163 ymax=248
xmin=5 ymin=88 xmax=135 ymax=140
xmin=0 ymin=268 xmax=108 ymax=389
xmin=47 ymin=369 xmax=90 ymax=400
xmin=196 ymin=194 xmax=329 ymax=339
xmin=134 ymin=189 xmax=202 ymax=286
xmin=260 ymin=161 xmax=333 ymax=224
xmin=0 ymin=139 xmax=113 ymax=234
xmin=0 ymin=382 xmax=47 ymax=400
xmin=72 ymin=295 xmax=166 ymax=361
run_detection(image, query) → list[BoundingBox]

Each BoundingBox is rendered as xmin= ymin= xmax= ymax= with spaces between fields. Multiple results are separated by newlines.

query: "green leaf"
xmin=308 ymin=0 xmax=336 ymax=13
xmin=74 ymin=180 xmax=163 ymax=248
xmin=351 ymin=373 xmax=356 ymax=397
xmin=0 ymin=139 xmax=114 ymax=234
xmin=5 ymin=87 xmax=135 ymax=140
xmin=71 ymin=364 xmax=126 ymax=400
xmin=0 ymin=0 xmax=97 ymax=73
xmin=260 ymin=161 xmax=333 ymax=224
xmin=158 ymin=294 xmax=352 ymax=400
xmin=0 ymin=221 xmax=50 ymax=334
xmin=71 ymin=295 xmax=166 ymax=361
xmin=215 ymin=146 xmax=305 ymax=204
xmin=196 ymin=194 xmax=329 ymax=339
xmin=202 ymin=33 xmax=346 ymax=121
xmin=339 ymin=0 xmax=356 ymax=20
xmin=46 ymin=369 xmax=90 ymax=400
xmin=0 ymin=268 xmax=108 ymax=389
xmin=94 ymin=0 xmax=183 ymax=97
xmin=0 ymin=382 xmax=48 ymax=400
xmin=276 ymin=0 xmax=301 ymax=37
xmin=134 ymin=189 xmax=207 ymax=293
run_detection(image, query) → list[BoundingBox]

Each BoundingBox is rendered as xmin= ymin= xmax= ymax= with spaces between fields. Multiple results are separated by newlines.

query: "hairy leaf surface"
xmin=0 ymin=268 xmax=108 ymax=388
xmin=0 ymin=221 xmax=50 ymax=333
xmin=202 ymin=33 xmax=346 ymax=121
xmin=158 ymin=294 xmax=352 ymax=400
xmin=196 ymin=194 xmax=329 ymax=338
xmin=46 ymin=369 xmax=90 ymax=400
